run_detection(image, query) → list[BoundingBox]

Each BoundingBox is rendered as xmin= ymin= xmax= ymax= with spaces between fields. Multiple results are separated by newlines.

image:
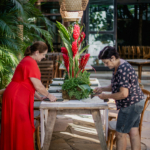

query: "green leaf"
xmin=79 ymin=45 xmax=89 ymax=56
xmin=56 ymin=21 xmax=70 ymax=42
xmin=78 ymin=84 xmax=91 ymax=92
xmin=58 ymin=31 xmax=72 ymax=56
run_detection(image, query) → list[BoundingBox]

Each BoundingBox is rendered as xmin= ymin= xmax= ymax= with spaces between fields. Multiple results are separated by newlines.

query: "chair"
xmin=107 ymin=88 xmax=150 ymax=150
xmin=38 ymin=60 xmax=53 ymax=89
xmin=137 ymin=46 xmax=143 ymax=59
xmin=118 ymin=46 xmax=123 ymax=58
xmin=122 ymin=46 xmax=130 ymax=59
xmin=46 ymin=54 xmax=59 ymax=78
xmin=0 ymin=89 xmax=41 ymax=150
xmin=34 ymin=119 xmax=40 ymax=150
xmin=143 ymin=46 xmax=150 ymax=59
xmin=130 ymin=46 xmax=136 ymax=59
xmin=46 ymin=52 xmax=63 ymax=78
xmin=108 ymin=109 xmax=118 ymax=121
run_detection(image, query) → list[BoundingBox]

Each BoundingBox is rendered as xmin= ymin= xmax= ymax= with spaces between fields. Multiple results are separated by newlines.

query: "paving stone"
xmin=68 ymin=123 xmax=99 ymax=140
xmin=50 ymin=139 xmax=72 ymax=150
xmin=52 ymin=131 xmax=75 ymax=140
xmin=67 ymin=137 xmax=102 ymax=150
xmin=141 ymin=122 xmax=150 ymax=139
xmin=54 ymin=117 xmax=73 ymax=132
xmin=67 ymin=143 xmax=102 ymax=150
xmin=141 ymin=139 xmax=150 ymax=150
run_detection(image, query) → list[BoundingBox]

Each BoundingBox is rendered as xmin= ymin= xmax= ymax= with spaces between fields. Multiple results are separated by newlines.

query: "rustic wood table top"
xmin=126 ymin=59 xmax=150 ymax=81
xmin=126 ymin=59 xmax=150 ymax=65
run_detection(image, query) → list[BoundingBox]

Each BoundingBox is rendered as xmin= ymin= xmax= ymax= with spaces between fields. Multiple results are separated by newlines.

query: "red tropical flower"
xmin=78 ymin=32 xmax=86 ymax=46
xmin=61 ymin=47 xmax=68 ymax=55
xmin=73 ymin=24 xmax=80 ymax=40
xmin=79 ymin=54 xmax=90 ymax=71
xmin=63 ymin=54 xmax=69 ymax=73
xmin=80 ymin=32 xmax=86 ymax=41
xmin=72 ymin=41 xmax=78 ymax=57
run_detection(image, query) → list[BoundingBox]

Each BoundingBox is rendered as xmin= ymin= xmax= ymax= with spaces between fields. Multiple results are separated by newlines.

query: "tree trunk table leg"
xmin=92 ymin=110 xmax=107 ymax=150
xmin=42 ymin=110 xmax=57 ymax=150
xmin=40 ymin=109 xmax=45 ymax=148
xmin=138 ymin=65 xmax=142 ymax=81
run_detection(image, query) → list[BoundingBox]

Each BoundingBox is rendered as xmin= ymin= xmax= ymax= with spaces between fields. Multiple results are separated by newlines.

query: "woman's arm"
xmin=34 ymin=91 xmax=42 ymax=100
xmin=30 ymin=78 xmax=56 ymax=101
xmin=101 ymin=84 xmax=112 ymax=92
xmin=94 ymin=84 xmax=112 ymax=93
xmin=98 ymin=87 xmax=129 ymax=100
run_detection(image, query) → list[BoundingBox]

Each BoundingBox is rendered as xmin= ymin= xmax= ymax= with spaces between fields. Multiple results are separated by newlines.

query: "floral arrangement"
xmin=56 ymin=22 xmax=93 ymax=100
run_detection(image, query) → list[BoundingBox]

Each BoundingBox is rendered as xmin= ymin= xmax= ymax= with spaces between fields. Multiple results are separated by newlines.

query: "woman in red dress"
xmin=0 ymin=41 xmax=57 ymax=150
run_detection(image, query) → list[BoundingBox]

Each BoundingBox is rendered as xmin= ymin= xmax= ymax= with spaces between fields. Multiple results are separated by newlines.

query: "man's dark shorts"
xmin=116 ymin=100 xmax=145 ymax=133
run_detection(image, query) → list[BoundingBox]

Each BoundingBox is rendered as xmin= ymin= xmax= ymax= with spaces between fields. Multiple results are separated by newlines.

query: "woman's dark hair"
xmin=24 ymin=41 xmax=48 ymax=56
xmin=98 ymin=46 xmax=120 ymax=59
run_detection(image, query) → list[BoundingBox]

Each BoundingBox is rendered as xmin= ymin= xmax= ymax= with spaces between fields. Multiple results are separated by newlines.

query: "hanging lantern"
xmin=59 ymin=0 xmax=82 ymax=11
xmin=82 ymin=0 xmax=89 ymax=10
xmin=63 ymin=18 xmax=80 ymax=22
xmin=60 ymin=8 xmax=83 ymax=20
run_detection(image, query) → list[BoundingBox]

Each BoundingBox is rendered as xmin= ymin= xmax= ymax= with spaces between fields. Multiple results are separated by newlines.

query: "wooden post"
xmin=139 ymin=5 xmax=143 ymax=46
xmin=42 ymin=110 xmax=57 ymax=150
xmin=138 ymin=65 xmax=142 ymax=81
xmin=17 ymin=24 xmax=23 ymax=60
xmin=36 ymin=0 xmax=41 ymax=11
xmin=92 ymin=110 xmax=107 ymax=150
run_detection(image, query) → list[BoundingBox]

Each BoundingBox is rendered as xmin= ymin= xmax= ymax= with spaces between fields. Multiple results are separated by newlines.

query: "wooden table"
xmin=40 ymin=78 xmax=108 ymax=150
xmin=126 ymin=59 xmax=150 ymax=81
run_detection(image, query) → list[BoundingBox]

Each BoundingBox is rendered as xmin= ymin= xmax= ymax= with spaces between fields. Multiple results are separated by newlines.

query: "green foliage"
xmin=57 ymin=22 xmax=91 ymax=100
xmin=56 ymin=22 xmax=89 ymax=78
xmin=62 ymin=71 xmax=92 ymax=100
xmin=0 ymin=46 xmax=19 ymax=88
xmin=0 ymin=0 xmax=54 ymax=88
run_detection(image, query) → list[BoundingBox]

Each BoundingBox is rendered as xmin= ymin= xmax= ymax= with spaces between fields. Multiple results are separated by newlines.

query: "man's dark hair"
xmin=98 ymin=46 xmax=120 ymax=59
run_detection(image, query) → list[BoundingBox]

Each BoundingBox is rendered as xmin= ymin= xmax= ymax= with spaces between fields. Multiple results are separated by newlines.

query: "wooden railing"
xmin=118 ymin=46 xmax=150 ymax=59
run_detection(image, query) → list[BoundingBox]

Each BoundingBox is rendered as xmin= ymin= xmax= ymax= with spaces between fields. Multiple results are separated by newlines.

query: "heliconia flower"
xmin=80 ymin=32 xmax=86 ymax=41
xmin=73 ymin=24 xmax=80 ymax=40
xmin=72 ymin=41 xmax=78 ymax=57
xmin=79 ymin=53 xmax=90 ymax=71
xmin=63 ymin=54 xmax=69 ymax=73
xmin=61 ymin=47 xmax=68 ymax=55
xmin=78 ymin=32 xmax=86 ymax=46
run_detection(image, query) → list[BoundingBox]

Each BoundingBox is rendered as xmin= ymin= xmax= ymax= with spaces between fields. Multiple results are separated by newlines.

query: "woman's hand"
xmin=47 ymin=94 xmax=57 ymax=102
xmin=93 ymin=87 xmax=103 ymax=93
xmin=41 ymin=96 xmax=47 ymax=101
xmin=98 ymin=93 xmax=107 ymax=99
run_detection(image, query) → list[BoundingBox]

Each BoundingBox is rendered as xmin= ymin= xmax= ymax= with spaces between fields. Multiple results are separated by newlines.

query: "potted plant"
xmin=56 ymin=22 xmax=93 ymax=100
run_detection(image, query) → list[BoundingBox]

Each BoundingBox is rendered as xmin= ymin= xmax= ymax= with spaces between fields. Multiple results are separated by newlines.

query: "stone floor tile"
xmin=141 ymin=138 xmax=150 ymax=150
xmin=50 ymin=139 xmax=72 ymax=150
xmin=67 ymin=141 xmax=102 ymax=150
xmin=141 ymin=122 xmax=150 ymax=139
xmin=54 ymin=117 xmax=73 ymax=132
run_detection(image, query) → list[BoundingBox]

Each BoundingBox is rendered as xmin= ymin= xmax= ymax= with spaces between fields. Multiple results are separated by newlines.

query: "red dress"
xmin=0 ymin=56 xmax=41 ymax=150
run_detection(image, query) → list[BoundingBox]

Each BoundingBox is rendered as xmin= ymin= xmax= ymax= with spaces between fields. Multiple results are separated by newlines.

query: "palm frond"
xmin=0 ymin=46 xmax=19 ymax=69
xmin=10 ymin=0 xmax=24 ymax=14
xmin=23 ymin=23 xmax=54 ymax=50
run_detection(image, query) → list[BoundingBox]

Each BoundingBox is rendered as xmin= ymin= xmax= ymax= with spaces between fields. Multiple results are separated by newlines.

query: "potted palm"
xmin=56 ymin=22 xmax=93 ymax=100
